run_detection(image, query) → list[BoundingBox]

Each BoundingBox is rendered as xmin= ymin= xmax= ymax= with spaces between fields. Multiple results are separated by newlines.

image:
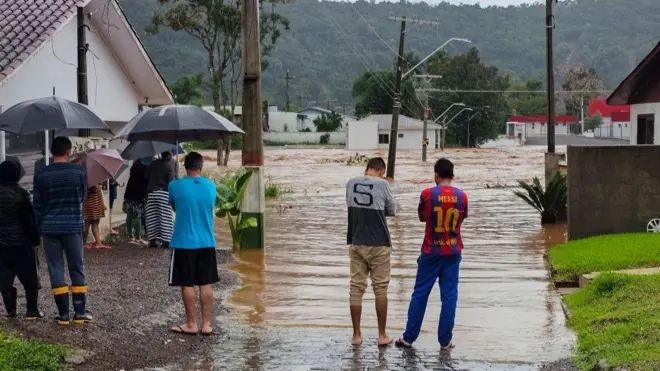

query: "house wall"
xmin=523 ymin=123 xmax=571 ymax=136
xmin=593 ymin=122 xmax=631 ymax=139
xmin=377 ymin=129 xmax=437 ymax=150
xmin=567 ymin=145 xmax=660 ymax=239
xmin=263 ymin=132 xmax=346 ymax=144
xmin=347 ymin=121 xmax=379 ymax=150
xmin=629 ymin=103 xmax=660 ymax=144
xmin=268 ymin=112 xmax=298 ymax=132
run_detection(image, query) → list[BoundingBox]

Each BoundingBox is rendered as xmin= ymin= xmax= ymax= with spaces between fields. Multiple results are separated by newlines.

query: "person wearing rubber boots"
xmin=33 ymin=137 xmax=92 ymax=325
xmin=396 ymin=158 xmax=468 ymax=351
xmin=0 ymin=158 xmax=44 ymax=320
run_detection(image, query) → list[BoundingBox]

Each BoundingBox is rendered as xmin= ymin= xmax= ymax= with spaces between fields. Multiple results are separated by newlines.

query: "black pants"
xmin=0 ymin=246 xmax=40 ymax=291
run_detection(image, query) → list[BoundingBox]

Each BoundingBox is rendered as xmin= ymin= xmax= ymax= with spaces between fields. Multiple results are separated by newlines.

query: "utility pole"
xmin=386 ymin=16 xmax=406 ymax=180
xmin=241 ymin=0 xmax=265 ymax=249
xmin=297 ymin=93 xmax=310 ymax=108
xmin=342 ymin=102 xmax=352 ymax=115
xmin=580 ymin=94 xmax=585 ymax=134
xmin=77 ymin=7 xmax=89 ymax=137
xmin=415 ymin=74 xmax=441 ymax=162
xmin=284 ymin=70 xmax=294 ymax=110
xmin=546 ymin=0 xmax=556 ymax=153
xmin=324 ymin=99 xmax=336 ymax=111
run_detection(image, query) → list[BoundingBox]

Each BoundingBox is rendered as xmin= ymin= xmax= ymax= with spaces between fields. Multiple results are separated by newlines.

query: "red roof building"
xmin=588 ymin=99 xmax=630 ymax=118
xmin=508 ymin=115 xmax=577 ymax=124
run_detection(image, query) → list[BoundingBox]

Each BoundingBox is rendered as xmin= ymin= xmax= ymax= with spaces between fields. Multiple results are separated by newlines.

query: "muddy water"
xmin=211 ymin=146 xmax=574 ymax=364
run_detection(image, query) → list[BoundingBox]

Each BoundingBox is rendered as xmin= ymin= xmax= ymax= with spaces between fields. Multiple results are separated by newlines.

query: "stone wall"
xmin=567 ymin=145 xmax=660 ymax=239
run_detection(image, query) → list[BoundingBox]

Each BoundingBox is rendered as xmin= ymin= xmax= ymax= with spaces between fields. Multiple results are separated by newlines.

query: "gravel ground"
xmin=0 ymin=229 xmax=239 ymax=371
xmin=539 ymin=358 xmax=579 ymax=371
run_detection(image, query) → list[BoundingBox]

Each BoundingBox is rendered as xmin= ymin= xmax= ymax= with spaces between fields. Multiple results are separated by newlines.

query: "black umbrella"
xmin=120 ymin=141 xmax=185 ymax=160
xmin=113 ymin=105 xmax=243 ymax=144
xmin=0 ymin=96 xmax=111 ymax=135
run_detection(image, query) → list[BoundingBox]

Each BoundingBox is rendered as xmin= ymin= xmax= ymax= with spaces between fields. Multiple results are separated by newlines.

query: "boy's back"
xmin=168 ymin=176 xmax=216 ymax=249
xmin=33 ymin=162 xmax=87 ymax=236
xmin=346 ymin=176 xmax=395 ymax=247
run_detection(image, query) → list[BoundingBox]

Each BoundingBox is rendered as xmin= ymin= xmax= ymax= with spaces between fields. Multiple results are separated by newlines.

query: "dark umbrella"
xmin=113 ymin=105 xmax=243 ymax=144
xmin=120 ymin=141 xmax=185 ymax=160
xmin=0 ymin=96 xmax=111 ymax=135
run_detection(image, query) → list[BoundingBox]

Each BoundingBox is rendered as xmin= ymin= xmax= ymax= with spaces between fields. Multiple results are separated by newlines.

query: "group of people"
xmin=346 ymin=157 xmax=468 ymax=350
xmin=0 ymin=136 xmax=220 ymax=334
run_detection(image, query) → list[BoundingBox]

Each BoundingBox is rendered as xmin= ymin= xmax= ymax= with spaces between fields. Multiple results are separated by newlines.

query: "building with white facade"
xmin=505 ymin=115 xmax=577 ymax=138
xmin=588 ymin=99 xmax=631 ymax=140
xmin=607 ymin=42 xmax=660 ymax=145
xmin=347 ymin=114 xmax=442 ymax=150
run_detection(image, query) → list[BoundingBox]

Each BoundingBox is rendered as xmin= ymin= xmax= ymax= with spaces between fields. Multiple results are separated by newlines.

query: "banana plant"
xmin=215 ymin=169 xmax=258 ymax=250
xmin=513 ymin=173 xmax=567 ymax=224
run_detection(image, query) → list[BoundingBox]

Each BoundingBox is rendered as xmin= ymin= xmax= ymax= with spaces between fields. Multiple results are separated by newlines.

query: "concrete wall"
xmin=376 ymin=128 xmax=438 ymax=150
xmin=347 ymin=120 xmax=379 ymax=150
xmin=567 ymin=145 xmax=660 ymax=239
xmin=593 ymin=122 xmax=631 ymax=139
xmin=522 ymin=123 xmax=572 ymax=136
xmin=263 ymin=132 xmax=346 ymax=144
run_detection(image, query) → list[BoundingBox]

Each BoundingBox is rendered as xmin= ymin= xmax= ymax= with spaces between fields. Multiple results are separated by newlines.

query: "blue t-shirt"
xmin=168 ymin=176 xmax=217 ymax=249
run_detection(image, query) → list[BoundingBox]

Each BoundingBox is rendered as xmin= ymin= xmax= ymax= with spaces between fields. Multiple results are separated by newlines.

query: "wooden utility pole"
xmin=546 ymin=0 xmax=556 ymax=153
xmin=297 ymin=93 xmax=310 ymax=108
xmin=324 ymin=99 xmax=337 ymax=111
xmin=386 ymin=17 xmax=406 ymax=180
xmin=241 ymin=0 xmax=265 ymax=249
xmin=285 ymin=70 xmax=294 ymax=109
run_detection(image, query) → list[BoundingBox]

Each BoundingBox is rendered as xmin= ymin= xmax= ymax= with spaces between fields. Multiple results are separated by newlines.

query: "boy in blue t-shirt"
xmin=167 ymin=151 xmax=218 ymax=336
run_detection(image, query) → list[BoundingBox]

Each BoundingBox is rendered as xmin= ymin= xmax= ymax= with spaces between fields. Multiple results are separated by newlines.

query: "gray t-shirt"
xmin=346 ymin=176 xmax=396 ymax=247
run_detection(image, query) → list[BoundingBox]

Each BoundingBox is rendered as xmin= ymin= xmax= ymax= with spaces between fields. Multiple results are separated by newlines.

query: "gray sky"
xmin=413 ymin=0 xmax=538 ymax=6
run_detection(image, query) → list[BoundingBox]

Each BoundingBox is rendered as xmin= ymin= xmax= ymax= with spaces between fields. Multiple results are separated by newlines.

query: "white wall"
xmin=630 ymin=103 xmax=660 ymax=144
xmin=347 ymin=120 xmax=378 ymax=150
xmin=377 ymin=129 xmax=437 ymax=150
xmin=0 ymin=19 xmax=140 ymax=122
xmin=523 ymin=122 xmax=571 ymax=136
xmin=268 ymin=112 xmax=298 ymax=132
xmin=264 ymin=132 xmax=346 ymax=144
xmin=593 ymin=122 xmax=631 ymax=139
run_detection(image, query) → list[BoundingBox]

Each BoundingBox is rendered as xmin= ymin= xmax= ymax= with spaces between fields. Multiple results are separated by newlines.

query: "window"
xmin=398 ymin=133 xmax=404 ymax=138
xmin=637 ymin=114 xmax=654 ymax=144
xmin=378 ymin=134 xmax=389 ymax=144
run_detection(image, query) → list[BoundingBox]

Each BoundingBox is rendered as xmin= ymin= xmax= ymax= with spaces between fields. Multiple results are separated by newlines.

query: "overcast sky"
xmin=409 ymin=0 xmax=539 ymax=6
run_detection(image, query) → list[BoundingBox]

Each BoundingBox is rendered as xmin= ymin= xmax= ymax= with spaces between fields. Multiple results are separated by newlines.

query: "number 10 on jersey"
xmin=433 ymin=207 xmax=460 ymax=233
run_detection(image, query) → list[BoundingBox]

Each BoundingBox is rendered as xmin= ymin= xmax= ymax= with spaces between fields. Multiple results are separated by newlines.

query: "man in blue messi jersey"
xmin=396 ymin=158 xmax=468 ymax=351
xmin=167 ymin=151 xmax=219 ymax=336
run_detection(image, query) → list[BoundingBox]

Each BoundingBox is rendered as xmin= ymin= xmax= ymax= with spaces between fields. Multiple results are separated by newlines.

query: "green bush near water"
xmin=0 ymin=331 xmax=68 ymax=371
xmin=549 ymin=233 xmax=660 ymax=281
xmin=564 ymin=273 xmax=660 ymax=370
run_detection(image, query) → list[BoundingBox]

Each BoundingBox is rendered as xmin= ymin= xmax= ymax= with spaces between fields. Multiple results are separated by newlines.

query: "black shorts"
xmin=168 ymin=248 xmax=220 ymax=287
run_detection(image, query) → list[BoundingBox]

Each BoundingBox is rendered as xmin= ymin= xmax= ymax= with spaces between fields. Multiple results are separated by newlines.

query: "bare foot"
xmin=378 ymin=335 xmax=393 ymax=346
xmin=170 ymin=324 xmax=198 ymax=335
xmin=351 ymin=335 xmax=362 ymax=345
xmin=110 ymin=229 xmax=119 ymax=235
xmin=201 ymin=323 xmax=213 ymax=336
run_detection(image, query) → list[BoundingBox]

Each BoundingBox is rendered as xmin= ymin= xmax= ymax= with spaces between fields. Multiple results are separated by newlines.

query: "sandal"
xmin=170 ymin=325 xmax=198 ymax=336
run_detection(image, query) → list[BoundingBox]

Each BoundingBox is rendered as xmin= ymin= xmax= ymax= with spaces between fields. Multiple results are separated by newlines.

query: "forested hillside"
xmin=120 ymin=0 xmax=658 ymax=109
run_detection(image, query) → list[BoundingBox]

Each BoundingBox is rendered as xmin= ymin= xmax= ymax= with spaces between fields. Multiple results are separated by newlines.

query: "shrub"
xmin=214 ymin=170 xmax=257 ymax=250
xmin=319 ymin=133 xmax=331 ymax=144
xmin=513 ymin=173 xmax=567 ymax=224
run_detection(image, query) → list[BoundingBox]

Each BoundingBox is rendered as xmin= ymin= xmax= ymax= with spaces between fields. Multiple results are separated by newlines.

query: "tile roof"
xmin=0 ymin=0 xmax=80 ymax=82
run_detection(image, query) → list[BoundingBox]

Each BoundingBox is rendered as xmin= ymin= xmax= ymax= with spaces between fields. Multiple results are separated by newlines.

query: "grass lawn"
xmin=565 ymin=273 xmax=660 ymax=370
xmin=549 ymin=233 xmax=660 ymax=281
xmin=0 ymin=331 xmax=68 ymax=371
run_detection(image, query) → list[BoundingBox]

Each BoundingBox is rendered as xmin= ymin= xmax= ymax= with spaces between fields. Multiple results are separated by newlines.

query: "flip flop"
xmin=378 ymin=338 xmax=394 ymax=347
xmin=170 ymin=325 xmax=198 ymax=336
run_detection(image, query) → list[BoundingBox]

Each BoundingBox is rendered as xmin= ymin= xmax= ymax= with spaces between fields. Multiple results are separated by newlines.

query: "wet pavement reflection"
xmin=203 ymin=147 xmax=574 ymax=370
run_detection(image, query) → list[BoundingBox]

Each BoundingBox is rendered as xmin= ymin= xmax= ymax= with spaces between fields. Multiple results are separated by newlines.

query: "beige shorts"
xmin=349 ymin=245 xmax=391 ymax=305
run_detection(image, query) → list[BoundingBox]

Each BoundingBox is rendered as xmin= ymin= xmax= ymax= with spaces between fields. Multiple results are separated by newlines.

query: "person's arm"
xmin=417 ymin=189 xmax=429 ymax=222
xmin=384 ymin=183 xmax=396 ymax=217
xmin=20 ymin=190 xmax=40 ymax=247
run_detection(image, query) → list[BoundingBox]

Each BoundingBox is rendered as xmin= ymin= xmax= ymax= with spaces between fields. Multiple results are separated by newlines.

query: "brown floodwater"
xmin=210 ymin=146 xmax=574 ymax=364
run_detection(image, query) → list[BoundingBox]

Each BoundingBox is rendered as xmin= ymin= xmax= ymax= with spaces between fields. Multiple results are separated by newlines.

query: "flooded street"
xmin=205 ymin=146 xmax=574 ymax=370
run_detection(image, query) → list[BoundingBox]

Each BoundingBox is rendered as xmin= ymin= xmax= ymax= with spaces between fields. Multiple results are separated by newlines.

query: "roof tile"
xmin=0 ymin=0 xmax=78 ymax=82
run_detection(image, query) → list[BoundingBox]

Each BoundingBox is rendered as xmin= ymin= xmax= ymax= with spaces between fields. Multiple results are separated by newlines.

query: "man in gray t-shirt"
xmin=345 ymin=157 xmax=395 ymax=346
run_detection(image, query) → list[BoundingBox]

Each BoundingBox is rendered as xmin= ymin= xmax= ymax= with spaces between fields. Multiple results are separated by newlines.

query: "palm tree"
xmin=513 ymin=173 xmax=567 ymax=224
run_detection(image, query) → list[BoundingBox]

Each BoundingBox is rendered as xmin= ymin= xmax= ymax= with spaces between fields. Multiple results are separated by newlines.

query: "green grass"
xmin=549 ymin=233 xmax=660 ymax=281
xmin=564 ymin=273 xmax=660 ymax=370
xmin=0 ymin=331 xmax=68 ymax=371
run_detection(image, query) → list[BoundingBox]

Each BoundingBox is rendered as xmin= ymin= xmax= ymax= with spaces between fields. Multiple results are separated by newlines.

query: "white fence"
xmin=264 ymin=132 xmax=346 ymax=145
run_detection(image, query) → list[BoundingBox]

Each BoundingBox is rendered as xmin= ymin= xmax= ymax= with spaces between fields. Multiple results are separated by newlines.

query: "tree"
xmin=507 ymin=79 xmax=548 ymax=116
xmin=559 ymin=64 xmax=605 ymax=125
xmin=313 ymin=112 xmax=343 ymax=132
xmin=427 ymin=48 xmax=510 ymax=147
xmin=147 ymin=0 xmax=289 ymax=165
xmin=351 ymin=69 xmax=419 ymax=119
xmin=171 ymin=74 xmax=205 ymax=104
xmin=584 ymin=114 xmax=603 ymax=131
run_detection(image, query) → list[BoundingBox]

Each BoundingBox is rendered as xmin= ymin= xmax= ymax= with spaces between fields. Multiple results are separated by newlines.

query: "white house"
xmin=588 ymin=99 xmax=631 ymax=140
xmin=505 ymin=115 xmax=577 ymax=137
xmin=347 ymin=114 xmax=442 ymax=150
xmin=0 ymin=0 xmax=173 ymax=231
xmin=607 ymin=42 xmax=660 ymax=145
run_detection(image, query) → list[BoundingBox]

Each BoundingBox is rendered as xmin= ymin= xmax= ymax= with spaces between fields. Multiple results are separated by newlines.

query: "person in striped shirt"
xmin=33 ymin=137 xmax=92 ymax=325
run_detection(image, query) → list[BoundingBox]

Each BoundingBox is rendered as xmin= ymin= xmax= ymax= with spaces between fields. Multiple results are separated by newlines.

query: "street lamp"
xmin=437 ymin=107 xmax=472 ymax=150
xmin=402 ymin=38 xmax=472 ymax=79
xmin=465 ymin=105 xmax=491 ymax=148
xmin=432 ymin=102 xmax=466 ymax=125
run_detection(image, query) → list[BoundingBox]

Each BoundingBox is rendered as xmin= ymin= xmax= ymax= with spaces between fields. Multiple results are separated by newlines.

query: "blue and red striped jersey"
xmin=418 ymin=185 xmax=468 ymax=256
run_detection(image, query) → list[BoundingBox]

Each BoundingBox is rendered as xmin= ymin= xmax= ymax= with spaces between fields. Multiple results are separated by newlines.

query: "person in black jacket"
xmin=0 ymin=158 xmax=44 ymax=319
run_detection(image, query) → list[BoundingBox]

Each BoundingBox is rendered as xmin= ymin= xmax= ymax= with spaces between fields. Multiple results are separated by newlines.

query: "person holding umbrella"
xmin=0 ymin=158 xmax=43 ymax=320
xmin=33 ymin=137 xmax=92 ymax=325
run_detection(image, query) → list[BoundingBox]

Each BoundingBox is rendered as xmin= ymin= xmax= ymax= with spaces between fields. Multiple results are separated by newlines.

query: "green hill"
xmin=119 ymin=0 xmax=658 ymax=109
